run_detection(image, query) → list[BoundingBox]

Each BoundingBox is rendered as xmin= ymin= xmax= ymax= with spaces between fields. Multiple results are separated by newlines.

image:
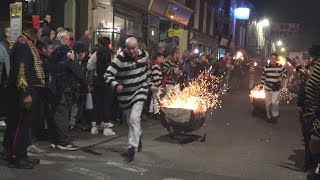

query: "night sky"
xmin=251 ymin=0 xmax=320 ymax=50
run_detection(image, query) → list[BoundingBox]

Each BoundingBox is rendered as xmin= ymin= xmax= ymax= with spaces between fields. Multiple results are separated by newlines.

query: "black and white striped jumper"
xmin=304 ymin=61 xmax=320 ymax=125
xmin=162 ymin=58 xmax=179 ymax=85
xmin=151 ymin=63 xmax=163 ymax=88
xmin=104 ymin=50 xmax=151 ymax=109
xmin=260 ymin=63 xmax=287 ymax=91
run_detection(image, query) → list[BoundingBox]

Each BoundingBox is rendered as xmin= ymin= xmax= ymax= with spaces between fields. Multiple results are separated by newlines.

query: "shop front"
xmin=92 ymin=0 xmax=148 ymax=52
xmin=189 ymin=31 xmax=218 ymax=56
xmin=149 ymin=0 xmax=192 ymax=54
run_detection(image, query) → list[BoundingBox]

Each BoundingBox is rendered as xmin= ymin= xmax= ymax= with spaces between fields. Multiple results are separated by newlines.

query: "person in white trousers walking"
xmin=260 ymin=53 xmax=287 ymax=123
xmin=104 ymin=37 xmax=151 ymax=162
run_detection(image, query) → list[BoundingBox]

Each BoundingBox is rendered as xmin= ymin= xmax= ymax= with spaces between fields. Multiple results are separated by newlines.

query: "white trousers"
xmin=149 ymin=88 xmax=161 ymax=114
xmin=124 ymin=101 xmax=144 ymax=149
xmin=265 ymin=91 xmax=280 ymax=119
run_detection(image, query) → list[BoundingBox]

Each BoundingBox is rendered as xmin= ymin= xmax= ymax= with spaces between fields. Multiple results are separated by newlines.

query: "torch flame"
xmin=250 ymin=85 xmax=266 ymax=100
xmin=161 ymin=72 xmax=221 ymax=113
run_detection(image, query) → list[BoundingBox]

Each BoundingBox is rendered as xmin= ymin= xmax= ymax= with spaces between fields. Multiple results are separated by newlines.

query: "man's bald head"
xmin=125 ymin=37 xmax=139 ymax=57
xmin=125 ymin=37 xmax=138 ymax=49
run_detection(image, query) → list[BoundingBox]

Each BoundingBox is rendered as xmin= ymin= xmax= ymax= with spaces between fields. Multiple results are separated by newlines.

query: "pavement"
xmin=0 ymin=89 xmax=309 ymax=180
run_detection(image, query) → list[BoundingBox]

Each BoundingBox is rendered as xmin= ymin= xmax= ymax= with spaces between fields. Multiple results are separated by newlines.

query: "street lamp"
xmin=277 ymin=40 xmax=283 ymax=46
xmin=261 ymin=19 xmax=270 ymax=27
xmin=281 ymin=47 xmax=285 ymax=52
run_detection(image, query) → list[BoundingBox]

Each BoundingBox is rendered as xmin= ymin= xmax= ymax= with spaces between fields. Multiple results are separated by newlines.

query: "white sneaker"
xmin=91 ymin=126 xmax=98 ymax=134
xmin=0 ymin=121 xmax=6 ymax=127
xmin=56 ymin=144 xmax=79 ymax=151
xmin=27 ymin=144 xmax=45 ymax=154
xmin=103 ymin=128 xmax=116 ymax=136
xmin=50 ymin=144 xmax=56 ymax=149
xmin=105 ymin=122 xmax=114 ymax=128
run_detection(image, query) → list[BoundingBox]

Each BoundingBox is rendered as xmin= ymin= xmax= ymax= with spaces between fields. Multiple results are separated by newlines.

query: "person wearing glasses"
xmin=260 ymin=53 xmax=287 ymax=123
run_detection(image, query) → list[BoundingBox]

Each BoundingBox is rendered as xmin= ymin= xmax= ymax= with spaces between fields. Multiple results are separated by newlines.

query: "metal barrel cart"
xmin=158 ymin=107 xmax=207 ymax=143
xmin=251 ymin=97 xmax=266 ymax=118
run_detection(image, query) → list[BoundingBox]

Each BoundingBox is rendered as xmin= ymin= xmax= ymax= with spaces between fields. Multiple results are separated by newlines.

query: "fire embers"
xmin=161 ymin=72 xmax=222 ymax=113
xmin=278 ymin=88 xmax=293 ymax=104
xmin=250 ymin=85 xmax=266 ymax=101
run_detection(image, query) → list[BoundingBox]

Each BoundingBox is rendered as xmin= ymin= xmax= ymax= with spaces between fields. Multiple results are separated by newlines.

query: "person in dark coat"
xmin=49 ymin=41 xmax=86 ymax=151
xmin=5 ymin=15 xmax=44 ymax=169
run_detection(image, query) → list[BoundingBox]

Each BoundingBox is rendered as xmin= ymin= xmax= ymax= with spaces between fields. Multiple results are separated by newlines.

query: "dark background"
xmin=251 ymin=0 xmax=320 ymax=50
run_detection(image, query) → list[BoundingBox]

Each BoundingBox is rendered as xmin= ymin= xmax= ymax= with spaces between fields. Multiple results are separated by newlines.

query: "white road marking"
xmin=47 ymin=153 xmax=86 ymax=160
xmin=106 ymin=161 xmax=149 ymax=173
xmin=40 ymin=160 xmax=56 ymax=165
xmin=66 ymin=167 xmax=108 ymax=179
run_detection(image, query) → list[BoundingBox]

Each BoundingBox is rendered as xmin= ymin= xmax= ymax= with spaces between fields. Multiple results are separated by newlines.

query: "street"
xmin=0 ymin=90 xmax=307 ymax=180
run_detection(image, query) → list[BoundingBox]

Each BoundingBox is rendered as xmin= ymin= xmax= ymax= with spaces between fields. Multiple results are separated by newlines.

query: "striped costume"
xmin=162 ymin=57 xmax=180 ymax=86
xmin=260 ymin=62 xmax=287 ymax=120
xmin=105 ymin=50 xmax=151 ymax=109
xmin=162 ymin=57 xmax=181 ymax=94
xmin=149 ymin=63 xmax=163 ymax=114
xmin=304 ymin=60 xmax=320 ymax=137
xmin=151 ymin=63 xmax=163 ymax=88
xmin=104 ymin=49 xmax=150 ymax=149
xmin=260 ymin=63 xmax=287 ymax=91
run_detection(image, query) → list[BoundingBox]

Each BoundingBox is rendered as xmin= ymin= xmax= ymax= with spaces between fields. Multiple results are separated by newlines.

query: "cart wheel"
xmin=200 ymin=133 xmax=206 ymax=142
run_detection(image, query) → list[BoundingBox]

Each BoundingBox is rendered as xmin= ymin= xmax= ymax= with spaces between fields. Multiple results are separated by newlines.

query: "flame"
xmin=235 ymin=51 xmax=244 ymax=60
xmin=161 ymin=72 xmax=221 ymax=113
xmin=277 ymin=56 xmax=286 ymax=66
xmin=250 ymin=85 xmax=266 ymax=100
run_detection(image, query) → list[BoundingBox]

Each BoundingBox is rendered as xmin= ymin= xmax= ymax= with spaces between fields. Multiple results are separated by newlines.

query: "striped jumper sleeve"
xmin=151 ymin=63 xmax=163 ymax=88
xmin=304 ymin=61 xmax=320 ymax=122
xmin=104 ymin=50 xmax=150 ymax=109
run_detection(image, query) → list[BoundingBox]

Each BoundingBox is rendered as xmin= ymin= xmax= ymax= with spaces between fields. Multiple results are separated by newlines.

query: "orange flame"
xmin=250 ymin=85 xmax=265 ymax=100
xmin=161 ymin=72 xmax=221 ymax=113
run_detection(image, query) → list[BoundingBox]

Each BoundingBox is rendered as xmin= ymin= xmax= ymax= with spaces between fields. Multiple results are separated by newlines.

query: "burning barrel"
xmin=161 ymin=107 xmax=205 ymax=135
xmin=159 ymin=73 xmax=222 ymax=142
xmin=250 ymin=86 xmax=266 ymax=117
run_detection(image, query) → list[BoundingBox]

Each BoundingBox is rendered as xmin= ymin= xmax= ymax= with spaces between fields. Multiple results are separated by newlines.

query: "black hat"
xmin=73 ymin=41 xmax=87 ymax=54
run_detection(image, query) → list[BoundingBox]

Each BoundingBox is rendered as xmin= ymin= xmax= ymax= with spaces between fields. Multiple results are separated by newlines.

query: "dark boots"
xmin=122 ymin=147 xmax=136 ymax=162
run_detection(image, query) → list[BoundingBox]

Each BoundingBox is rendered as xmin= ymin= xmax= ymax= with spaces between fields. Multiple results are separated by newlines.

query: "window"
xmin=114 ymin=15 xmax=134 ymax=35
xmin=194 ymin=0 xmax=200 ymax=29
xmin=209 ymin=7 xmax=215 ymax=36
xmin=203 ymin=2 xmax=208 ymax=33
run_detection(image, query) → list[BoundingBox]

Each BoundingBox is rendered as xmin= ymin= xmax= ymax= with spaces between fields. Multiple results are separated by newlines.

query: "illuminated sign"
xmin=234 ymin=8 xmax=250 ymax=20
xmin=168 ymin=28 xmax=184 ymax=37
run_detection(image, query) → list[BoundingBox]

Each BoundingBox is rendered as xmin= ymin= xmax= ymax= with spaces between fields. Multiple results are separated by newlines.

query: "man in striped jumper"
xmin=105 ymin=37 xmax=151 ymax=162
xmin=149 ymin=53 xmax=164 ymax=119
xmin=303 ymin=48 xmax=320 ymax=173
xmin=162 ymin=48 xmax=182 ymax=94
xmin=260 ymin=53 xmax=287 ymax=123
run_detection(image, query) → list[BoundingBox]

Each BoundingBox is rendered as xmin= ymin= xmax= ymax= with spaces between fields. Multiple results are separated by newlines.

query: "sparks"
xmin=161 ymin=72 xmax=222 ymax=113
xmin=278 ymin=88 xmax=293 ymax=104
xmin=250 ymin=85 xmax=265 ymax=101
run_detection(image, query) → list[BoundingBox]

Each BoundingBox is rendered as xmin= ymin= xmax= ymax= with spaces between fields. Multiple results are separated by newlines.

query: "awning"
xmin=148 ymin=0 xmax=193 ymax=26
xmin=190 ymin=31 xmax=218 ymax=48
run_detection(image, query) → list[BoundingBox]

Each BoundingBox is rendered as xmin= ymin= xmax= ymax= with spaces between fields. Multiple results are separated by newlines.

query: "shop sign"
xmin=168 ymin=28 xmax=184 ymax=37
xmin=271 ymin=23 xmax=299 ymax=37
xmin=10 ymin=2 xmax=22 ymax=42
